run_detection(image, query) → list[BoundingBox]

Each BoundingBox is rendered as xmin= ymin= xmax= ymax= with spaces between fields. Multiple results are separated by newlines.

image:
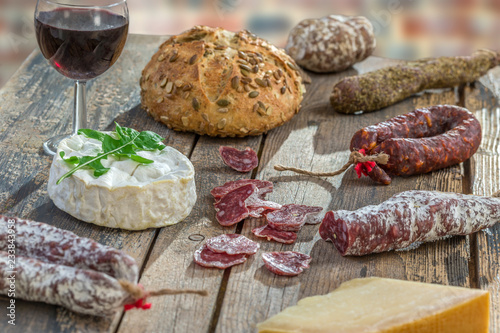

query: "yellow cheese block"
xmin=257 ymin=277 xmax=489 ymax=333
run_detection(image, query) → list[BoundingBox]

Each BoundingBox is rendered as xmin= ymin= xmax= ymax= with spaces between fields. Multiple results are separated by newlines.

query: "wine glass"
xmin=35 ymin=0 xmax=129 ymax=155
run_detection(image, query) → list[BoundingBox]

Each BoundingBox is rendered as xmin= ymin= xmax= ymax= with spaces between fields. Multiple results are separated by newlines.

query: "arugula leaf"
xmin=56 ymin=124 xmax=165 ymax=184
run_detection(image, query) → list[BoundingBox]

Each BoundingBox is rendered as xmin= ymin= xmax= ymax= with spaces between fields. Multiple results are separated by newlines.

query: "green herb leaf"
xmin=57 ymin=124 xmax=165 ymax=184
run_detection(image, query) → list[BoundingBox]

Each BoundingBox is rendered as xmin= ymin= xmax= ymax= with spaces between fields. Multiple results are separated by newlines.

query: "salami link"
xmin=330 ymin=49 xmax=499 ymax=114
xmin=319 ymin=190 xmax=500 ymax=256
xmin=0 ymin=251 xmax=130 ymax=316
xmin=0 ymin=216 xmax=138 ymax=283
xmin=350 ymin=105 xmax=481 ymax=184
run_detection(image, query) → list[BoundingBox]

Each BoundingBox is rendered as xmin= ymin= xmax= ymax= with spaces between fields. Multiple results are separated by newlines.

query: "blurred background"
xmin=1 ymin=0 xmax=500 ymax=88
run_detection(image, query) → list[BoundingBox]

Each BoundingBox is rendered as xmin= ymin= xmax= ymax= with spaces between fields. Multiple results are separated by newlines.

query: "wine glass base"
xmin=43 ymin=134 xmax=72 ymax=156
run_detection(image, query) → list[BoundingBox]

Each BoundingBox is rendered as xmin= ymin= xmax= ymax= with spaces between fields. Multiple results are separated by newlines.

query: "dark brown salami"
xmin=319 ymin=190 xmax=500 ymax=256
xmin=330 ymin=49 xmax=499 ymax=114
xmin=350 ymin=105 xmax=482 ymax=184
xmin=262 ymin=251 xmax=311 ymax=276
xmin=211 ymin=179 xmax=273 ymax=201
xmin=252 ymin=225 xmax=297 ymax=244
xmin=219 ymin=146 xmax=259 ymax=173
xmin=0 ymin=251 xmax=130 ymax=316
xmin=0 ymin=216 xmax=138 ymax=283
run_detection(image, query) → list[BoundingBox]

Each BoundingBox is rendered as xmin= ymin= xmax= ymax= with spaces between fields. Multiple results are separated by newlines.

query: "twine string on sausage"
xmin=119 ymin=280 xmax=208 ymax=311
xmin=274 ymin=150 xmax=390 ymax=178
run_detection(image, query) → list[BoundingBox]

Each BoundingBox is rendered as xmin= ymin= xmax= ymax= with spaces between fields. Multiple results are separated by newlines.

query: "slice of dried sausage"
xmin=211 ymin=179 xmax=273 ymax=200
xmin=206 ymin=234 xmax=260 ymax=255
xmin=219 ymin=146 xmax=259 ymax=173
xmin=0 ymin=216 xmax=138 ymax=283
xmin=214 ymin=184 xmax=256 ymax=226
xmin=252 ymin=225 xmax=297 ymax=244
xmin=319 ymin=190 xmax=500 ymax=256
xmin=266 ymin=204 xmax=323 ymax=232
xmin=349 ymin=105 xmax=482 ymax=184
xmin=194 ymin=244 xmax=248 ymax=269
xmin=262 ymin=251 xmax=312 ymax=276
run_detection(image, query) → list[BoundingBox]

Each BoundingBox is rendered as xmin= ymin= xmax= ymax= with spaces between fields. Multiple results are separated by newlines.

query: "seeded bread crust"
xmin=140 ymin=26 xmax=306 ymax=137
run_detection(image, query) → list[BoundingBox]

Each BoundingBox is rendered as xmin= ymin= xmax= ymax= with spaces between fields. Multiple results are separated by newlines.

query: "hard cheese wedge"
xmin=257 ymin=277 xmax=489 ymax=333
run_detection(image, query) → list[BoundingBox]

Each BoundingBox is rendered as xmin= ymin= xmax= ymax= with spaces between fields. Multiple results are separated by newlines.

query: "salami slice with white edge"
xmin=262 ymin=251 xmax=312 ymax=276
xmin=219 ymin=146 xmax=259 ymax=173
xmin=214 ymin=184 xmax=256 ymax=226
xmin=206 ymin=234 xmax=260 ymax=255
xmin=211 ymin=179 xmax=273 ymax=201
xmin=252 ymin=225 xmax=298 ymax=244
xmin=266 ymin=204 xmax=323 ymax=232
xmin=194 ymin=244 xmax=248 ymax=269
xmin=319 ymin=190 xmax=500 ymax=256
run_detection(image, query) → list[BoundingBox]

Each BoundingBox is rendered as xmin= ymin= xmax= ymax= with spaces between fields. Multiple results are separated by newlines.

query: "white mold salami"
xmin=319 ymin=190 xmax=500 ymax=256
xmin=0 ymin=216 xmax=138 ymax=283
xmin=206 ymin=234 xmax=259 ymax=255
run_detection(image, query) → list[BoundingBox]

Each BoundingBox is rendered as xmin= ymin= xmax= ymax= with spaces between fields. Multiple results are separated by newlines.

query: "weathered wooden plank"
xmin=464 ymin=82 xmax=500 ymax=331
xmin=215 ymin=58 xmax=469 ymax=332
xmin=118 ymin=134 xmax=262 ymax=333
xmin=0 ymin=35 xmax=200 ymax=333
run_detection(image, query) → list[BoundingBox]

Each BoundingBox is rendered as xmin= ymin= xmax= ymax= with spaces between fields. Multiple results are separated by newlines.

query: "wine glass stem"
xmin=73 ymin=80 xmax=87 ymax=135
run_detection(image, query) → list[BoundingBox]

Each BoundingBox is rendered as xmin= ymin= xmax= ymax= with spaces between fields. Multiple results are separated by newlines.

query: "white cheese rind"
xmin=47 ymin=134 xmax=196 ymax=230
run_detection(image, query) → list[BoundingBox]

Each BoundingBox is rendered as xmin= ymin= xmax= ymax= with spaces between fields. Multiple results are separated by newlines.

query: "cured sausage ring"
xmin=350 ymin=105 xmax=482 ymax=184
xmin=274 ymin=105 xmax=482 ymax=185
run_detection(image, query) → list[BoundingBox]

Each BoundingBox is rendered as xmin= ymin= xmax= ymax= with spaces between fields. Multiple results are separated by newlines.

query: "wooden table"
xmin=1 ymin=34 xmax=499 ymax=332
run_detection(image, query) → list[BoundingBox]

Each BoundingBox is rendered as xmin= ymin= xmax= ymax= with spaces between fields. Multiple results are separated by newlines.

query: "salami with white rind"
xmin=206 ymin=234 xmax=259 ymax=255
xmin=266 ymin=204 xmax=322 ymax=232
xmin=0 ymin=252 xmax=130 ymax=316
xmin=193 ymin=244 xmax=248 ymax=269
xmin=211 ymin=179 xmax=273 ymax=201
xmin=262 ymin=251 xmax=311 ymax=276
xmin=319 ymin=190 xmax=500 ymax=256
xmin=252 ymin=225 xmax=297 ymax=244
xmin=0 ymin=216 xmax=138 ymax=283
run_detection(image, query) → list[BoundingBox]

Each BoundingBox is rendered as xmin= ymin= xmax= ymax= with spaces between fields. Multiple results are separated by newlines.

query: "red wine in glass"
xmin=35 ymin=8 xmax=128 ymax=80
xmin=35 ymin=0 xmax=129 ymax=156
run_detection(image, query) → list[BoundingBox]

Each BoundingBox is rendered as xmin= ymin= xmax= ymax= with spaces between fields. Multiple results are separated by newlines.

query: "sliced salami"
xmin=206 ymin=234 xmax=260 ymax=255
xmin=262 ymin=251 xmax=311 ymax=276
xmin=211 ymin=179 xmax=273 ymax=200
xmin=219 ymin=146 xmax=259 ymax=173
xmin=319 ymin=190 xmax=500 ymax=256
xmin=0 ymin=216 xmax=139 ymax=283
xmin=266 ymin=204 xmax=323 ymax=232
xmin=194 ymin=244 xmax=248 ymax=269
xmin=252 ymin=225 xmax=297 ymax=244
xmin=214 ymin=184 xmax=257 ymax=226
xmin=246 ymin=190 xmax=282 ymax=211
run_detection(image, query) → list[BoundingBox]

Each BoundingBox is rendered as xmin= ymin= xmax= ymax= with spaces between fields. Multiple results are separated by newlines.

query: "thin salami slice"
xmin=252 ymin=225 xmax=297 ymax=244
xmin=194 ymin=244 xmax=248 ymax=269
xmin=262 ymin=251 xmax=311 ymax=276
xmin=248 ymin=207 xmax=267 ymax=218
xmin=0 ymin=251 xmax=129 ymax=316
xmin=214 ymin=184 xmax=257 ymax=226
xmin=219 ymin=146 xmax=259 ymax=173
xmin=0 ymin=216 xmax=139 ymax=283
xmin=206 ymin=234 xmax=260 ymax=255
xmin=211 ymin=179 xmax=273 ymax=200
xmin=319 ymin=190 xmax=500 ymax=256
xmin=246 ymin=190 xmax=282 ymax=211
xmin=266 ymin=204 xmax=323 ymax=232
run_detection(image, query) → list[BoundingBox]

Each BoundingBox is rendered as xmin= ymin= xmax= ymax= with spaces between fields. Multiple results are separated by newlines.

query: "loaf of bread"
xmin=140 ymin=26 xmax=306 ymax=137
xmin=285 ymin=15 xmax=376 ymax=73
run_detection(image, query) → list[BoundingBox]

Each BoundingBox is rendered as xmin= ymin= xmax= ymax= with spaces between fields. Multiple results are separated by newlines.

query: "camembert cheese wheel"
xmin=257 ymin=277 xmax=489 ymax=333
xmin=47 ymin=134 xmax=196 ymax=230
